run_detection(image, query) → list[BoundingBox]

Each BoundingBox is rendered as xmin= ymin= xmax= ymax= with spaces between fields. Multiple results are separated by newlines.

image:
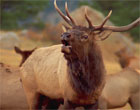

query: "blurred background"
xmin=0 ymin=0 xmax=139 ymax=70
xmin=0 ymin=0 xmax=140 ymax=109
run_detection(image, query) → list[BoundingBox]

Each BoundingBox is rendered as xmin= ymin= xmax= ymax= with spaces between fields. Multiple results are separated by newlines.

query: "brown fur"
xmin=98 ymin=68 xmax=140 ymax=109
xmin=72 ymin=68 xmax=140 ymax=110
xmin=64 ymin=33 xmax=105 ymax=97
xmin=116 ymin=47 xmax=140 ymax=70
xmin=14 ymin=46 xmax=36 ymax=67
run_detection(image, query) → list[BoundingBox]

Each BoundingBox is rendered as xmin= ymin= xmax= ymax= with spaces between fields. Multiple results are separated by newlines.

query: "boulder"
xmin=0 ymin=32 xmax=20 ymax=49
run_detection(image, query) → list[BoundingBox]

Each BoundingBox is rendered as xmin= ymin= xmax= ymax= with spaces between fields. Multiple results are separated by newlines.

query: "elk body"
xmin=17 ymin=48 xmax=140 ymax=110
xmin=20 ymin=42 xmax=105 ymax=110
xmin=16 ymin=47 xmax=140 ymax=110
xmin=99 ymin=68 xmax=140 ymax=109
xmin=20 ymin=0 xmax=140 ymax=109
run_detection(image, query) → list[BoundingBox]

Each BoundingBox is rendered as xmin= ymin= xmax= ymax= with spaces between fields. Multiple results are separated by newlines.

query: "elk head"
xmin=54 ymin=0 xmax=140 ymax=60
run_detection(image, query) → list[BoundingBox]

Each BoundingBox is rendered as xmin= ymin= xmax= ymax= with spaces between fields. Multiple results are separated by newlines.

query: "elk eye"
xmin=82 ymin=35 xmax=88 ymax=39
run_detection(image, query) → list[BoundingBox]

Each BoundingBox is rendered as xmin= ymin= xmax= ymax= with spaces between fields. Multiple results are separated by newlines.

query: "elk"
xmin=98 ymin=67 xmax=140 ymax=109
xmin=14 ymin=46 xmax=36 ymax=67
xmin=115 ymin=47 xmax=140 ymax=70
xmin=20 ymin=0 xmax=140 ymax=109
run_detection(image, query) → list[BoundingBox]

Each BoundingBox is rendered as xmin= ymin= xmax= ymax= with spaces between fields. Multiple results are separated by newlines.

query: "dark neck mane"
xmin=65 ymin=42 xmax=106 ymax=96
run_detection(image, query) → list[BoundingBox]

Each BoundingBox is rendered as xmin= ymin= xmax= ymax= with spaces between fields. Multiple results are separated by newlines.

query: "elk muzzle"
xmin=61 ymin=32 xmax=72 ymax=54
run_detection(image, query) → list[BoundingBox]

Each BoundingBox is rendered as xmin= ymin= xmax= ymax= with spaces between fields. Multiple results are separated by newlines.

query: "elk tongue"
xmin=61 ymin=45 xmax=71 ymax=54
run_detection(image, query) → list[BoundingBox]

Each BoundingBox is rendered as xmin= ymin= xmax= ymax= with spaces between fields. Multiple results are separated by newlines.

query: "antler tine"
xmin=85 ymin=8 xmax=94 ymax=28
xmin=102 ymin=17 xmax=140 ymax=32
xmin=65 ymin=2 xmax=76 ymax=26
xmin=54 ymin=0 xmax=72 ymax=26
xmin=95 ymin=10 xmax=112 ymax=30
xmin=100 ymin=10 xmax=112 ymax=28
xmin=62 ymin=23 xmax=70 ymax=31
xmin=94 ymin=10 xmax=140 ymax=32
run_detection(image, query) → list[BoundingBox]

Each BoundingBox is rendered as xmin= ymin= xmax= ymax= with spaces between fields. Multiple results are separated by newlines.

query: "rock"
xmin=20 ymin=29 xmax=28 ymax=37
xmin=0 ymin=32 xmax=20 ymax=49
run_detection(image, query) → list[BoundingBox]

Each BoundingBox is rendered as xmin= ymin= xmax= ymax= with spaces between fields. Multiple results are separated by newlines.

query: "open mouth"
xmin=61 ymin=40 xmax=70 ymax=46
xmin=61 ymin=40 xmax=72 ymax=54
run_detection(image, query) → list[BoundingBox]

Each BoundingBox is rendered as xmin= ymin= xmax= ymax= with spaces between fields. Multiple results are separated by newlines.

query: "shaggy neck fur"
xmin=64 ymin=42 xmax=106 ymax=96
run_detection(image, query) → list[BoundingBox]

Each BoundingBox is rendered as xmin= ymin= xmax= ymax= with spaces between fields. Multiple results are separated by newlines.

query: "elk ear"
xmin=31 ymin=47 xmax=37 ymax=53
xmin=121 ymin=47 xmax=127 ymax=52
xmin=62 ymin=24 xmax=70 ymax=32
xmin=14 ymin=46 xmax=22 ymax=54
xmin=94 ymin=30 xmax=112 ymax=41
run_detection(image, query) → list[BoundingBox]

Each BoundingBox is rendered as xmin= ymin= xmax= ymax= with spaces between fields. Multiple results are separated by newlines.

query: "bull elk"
xmin=14 ymin=46 xmax=36 ymax=67
xmin=20 ymin=0 xmax=140 ymax=109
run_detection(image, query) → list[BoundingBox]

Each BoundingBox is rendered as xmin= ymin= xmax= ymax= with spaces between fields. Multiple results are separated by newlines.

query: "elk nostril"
xmin=61 ymin=33 xmax=71 ymax=39
xmin=66 ymin=34 xmax=71 ymax=38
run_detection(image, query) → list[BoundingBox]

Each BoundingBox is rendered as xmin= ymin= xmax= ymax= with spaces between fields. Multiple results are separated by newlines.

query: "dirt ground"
xmin=0 ymin=63 xmax=28 ymax=110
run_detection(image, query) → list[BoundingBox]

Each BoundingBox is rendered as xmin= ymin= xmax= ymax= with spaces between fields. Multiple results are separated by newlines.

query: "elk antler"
xmin=62 ymin=23 xmax=70 ymax=32
xmin=94 ymin=10 xmax=112 ymax=30
xmin=85 ymin=8 xmax=140 ymax=32
xmin=85 ymin=8 xmax=94 ymax=28
xmin=84 ymin=8 xmax=112 ymax=30
xmin=54 ymin=0 xmax=75 ymax=27
xmin=65 ymin=2 xmax=76 ymax=25
xmin=99 ymin=17 xmax=140 ymax=32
